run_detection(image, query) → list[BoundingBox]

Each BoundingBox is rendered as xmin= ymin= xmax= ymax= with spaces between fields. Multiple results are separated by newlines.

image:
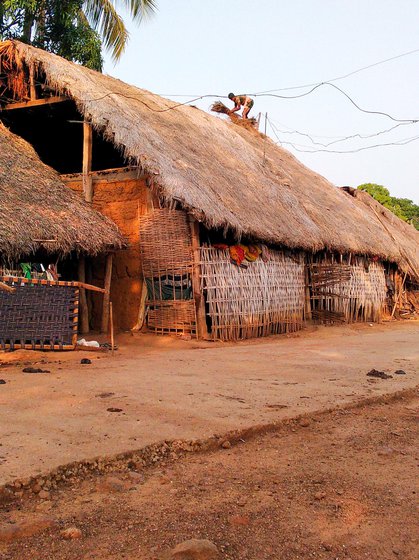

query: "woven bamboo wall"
xmin=139 ymin=209 xmax=197 ymax=335
xmin=309 ymin=256 xmax=387 ymax=323
xmin=200 ymin=246 xmax=305 ymax=341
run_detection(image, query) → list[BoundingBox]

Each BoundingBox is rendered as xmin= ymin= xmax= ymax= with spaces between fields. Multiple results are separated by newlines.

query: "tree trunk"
xmin=34 ymin=1 xmax=46 ymax=48
xmin=21 ymin=10 xmax=35 ymax=43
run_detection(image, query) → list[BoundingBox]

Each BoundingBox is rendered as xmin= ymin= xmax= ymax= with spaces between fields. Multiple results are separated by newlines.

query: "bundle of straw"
xmin=210 ymin=101 xmax=230 ymax=114
xmin=211 ymin=100 xmax=258 ymax=130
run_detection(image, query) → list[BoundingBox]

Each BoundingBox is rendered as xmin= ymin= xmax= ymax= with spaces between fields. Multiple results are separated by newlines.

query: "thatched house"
xmin=0 ymin=123 xmax=124 ymax=259
xmin=0 ymin=123 xmax=125 ymax=348
xmin=0 ymin=40 xmax=417 ymax=340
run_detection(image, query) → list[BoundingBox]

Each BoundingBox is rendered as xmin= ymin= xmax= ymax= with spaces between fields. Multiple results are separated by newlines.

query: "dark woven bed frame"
xmin=0 ymin=276 xmax=79 ymax=350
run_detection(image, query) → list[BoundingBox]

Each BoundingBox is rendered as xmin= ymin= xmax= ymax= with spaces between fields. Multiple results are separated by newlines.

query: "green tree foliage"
xmin=357 ymin=183 xmax=419 ymax=230
xmin=0 ymin=1 xmax=156 ymax=70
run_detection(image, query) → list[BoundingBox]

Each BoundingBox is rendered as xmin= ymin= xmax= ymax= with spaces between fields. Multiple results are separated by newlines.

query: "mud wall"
xmin=62 ymin=169 xmax=150 ymax=331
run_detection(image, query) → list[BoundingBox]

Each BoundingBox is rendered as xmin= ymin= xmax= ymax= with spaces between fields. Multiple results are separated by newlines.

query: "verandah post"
xmin=78 ymin=257 xmax=89 ymax=334
xmin=304 ymin=259 xmax=312 ymax=322
xmin=83 ymin=120 xmax=93 ymax=203
xmin=79 ymin=121 xmax=93 ymax=335
xmin=101 ymin=253 xmax=113 ymax=333
xmin=189 ymin=216 xmax=208 ymax=340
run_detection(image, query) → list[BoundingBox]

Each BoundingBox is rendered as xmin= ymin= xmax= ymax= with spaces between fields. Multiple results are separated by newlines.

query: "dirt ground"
xmin=0 ymin=322 xmax=418 ymax=485
xmin=0 ymin=389 xmax=417 ymax=560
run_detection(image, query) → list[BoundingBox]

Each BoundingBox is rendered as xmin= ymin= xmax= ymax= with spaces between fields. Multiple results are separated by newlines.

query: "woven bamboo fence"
xmin=139 ymin=209 xmax=197 ymax=336
xmin=309 ymin=256 xmax=387 ymax=323
xmin=200 ymin=246 xmax=305 ymax=341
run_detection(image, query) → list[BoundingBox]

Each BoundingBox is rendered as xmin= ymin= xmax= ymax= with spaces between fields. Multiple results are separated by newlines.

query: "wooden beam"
xmin=1 ymin=96 xmax=68 ymax=111
xmin=78 ymin=258 xmax=89 ymax=335
xmin=76 ymin=281 xmax=106 ymax=293
xmin=189 ymin=217 xmax=209 ymax=340
xmin=101 ymin=253 xmax=113 ymax=333
xmin=83 ymin=121 xmax=93 ymax=203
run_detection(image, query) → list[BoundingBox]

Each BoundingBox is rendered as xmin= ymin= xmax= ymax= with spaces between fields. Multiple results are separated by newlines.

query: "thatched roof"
xmin=0 ymin=123 xmax=125 ymax=258
xmin=340 ymin=187 xmax=419 ymax=280
xmin=0 ymin=40 xmax=418 ymax=278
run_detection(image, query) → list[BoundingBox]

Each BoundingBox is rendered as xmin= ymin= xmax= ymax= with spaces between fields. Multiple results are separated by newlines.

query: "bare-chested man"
xmin=228 ymin=93 xmax=254 ymax=119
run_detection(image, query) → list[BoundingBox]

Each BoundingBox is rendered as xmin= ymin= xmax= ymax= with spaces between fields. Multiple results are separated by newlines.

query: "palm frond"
xmin=83 ymin=0 xmax=129 ymax=62
xmin=115 ymin=0 xmax=157 ymax=23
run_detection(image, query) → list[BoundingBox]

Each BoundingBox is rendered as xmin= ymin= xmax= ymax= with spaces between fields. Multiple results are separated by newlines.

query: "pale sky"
xmin=104 ymin=0 xmax=419 ymax=202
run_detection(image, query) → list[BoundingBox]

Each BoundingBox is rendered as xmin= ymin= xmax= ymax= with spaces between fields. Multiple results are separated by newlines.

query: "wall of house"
xmin=62 ymin=169 xmax=150 ymax=331
xmin=308 ymin=254 xmax=387 ymax=323
xmin=200 ymin=245 xmax=306 ymax=341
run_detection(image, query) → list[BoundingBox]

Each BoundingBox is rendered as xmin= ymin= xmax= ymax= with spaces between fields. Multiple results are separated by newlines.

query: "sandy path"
xmin=0 ymin=322 xmax=417 ymax=484
xmin=0 ymin=390 xmax=417 ymax=559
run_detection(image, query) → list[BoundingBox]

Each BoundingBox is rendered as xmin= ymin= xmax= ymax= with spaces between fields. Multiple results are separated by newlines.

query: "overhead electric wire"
xmin=253 ymin=47 xmax=419 ymax=94
xmin=267 ymin=117 xmax=418 ymax=148
xmin=71 ymin=46 xmax=419 ymax=121
xmin=79 ymin=82 xmax=418 ymax=123
xmin=251 ymin=82 xmax=418 ymax=123
xmin=155 ymin=47 xmax=419 ymax=98
xmin=75 ymin=91 xmax=225 ymax=112
xmin=49 ymin=46 xmax=419 ymax=138
xmin=285 ymin=135 xmax=419 ymax=154
xmin=267 ymin=116 xmax=419 ymax=153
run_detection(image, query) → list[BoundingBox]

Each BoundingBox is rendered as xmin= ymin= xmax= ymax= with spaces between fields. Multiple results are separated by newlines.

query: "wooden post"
xmin=132 ymin=282 xmax=148 ymax=331
xmin=304 ymin=263 xmax=312 ymax=322
xmin=132 ymin=182 xmax=155 ymax=332
xmin=391 ymin=271 xmax=407 ymax=319
xmin=262 ymin=112 xmax=268 ymax=165
xmin=78 ymin=257 xmax=89 ymax=334
xmin=188 ymin=217 xmax=208 ymax=339
xmin=83 ymin=121 xmax=93 ymax=203
xmin=29 ymin=65 xmax=36 ymax=101
xmin=101 ymin=253 xmax=113 ymax=333
xmin=110 ymin=302 xmax=115 ymax=356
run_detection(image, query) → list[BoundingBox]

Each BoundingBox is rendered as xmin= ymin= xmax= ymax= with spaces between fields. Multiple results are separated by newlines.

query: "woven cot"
xmin=200 ymin=246 xmax=306 ymax=341
xmin=0 ymin=277 xmax=79 ymax=350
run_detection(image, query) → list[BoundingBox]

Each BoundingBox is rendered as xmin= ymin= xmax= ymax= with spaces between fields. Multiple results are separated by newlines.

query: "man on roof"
xmin=228 ymin=93 xmax=254 ymax=119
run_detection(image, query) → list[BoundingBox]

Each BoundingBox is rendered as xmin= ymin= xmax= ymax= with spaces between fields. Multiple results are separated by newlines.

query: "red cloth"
xmin=229 ymin=245 xmax=246 ymax=266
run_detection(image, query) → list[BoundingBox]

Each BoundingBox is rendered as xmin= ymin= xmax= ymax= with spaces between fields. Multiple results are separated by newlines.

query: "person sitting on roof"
xmin=228 ymin=93 xmax=254 ymax=119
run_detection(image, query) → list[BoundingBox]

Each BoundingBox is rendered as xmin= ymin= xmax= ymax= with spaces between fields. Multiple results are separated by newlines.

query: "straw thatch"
xmin=341 ymin=187 xmax=419 ymax=280
xmin=0 ymin=123 xmax=125 ymax=258
xmin=0 ymin=40 xmax=418 ymax=278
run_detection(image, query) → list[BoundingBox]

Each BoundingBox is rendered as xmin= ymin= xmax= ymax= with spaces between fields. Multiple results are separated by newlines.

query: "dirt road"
xmin=0 ymin=389 xmax=417 ymax=560
xmin=0 ymin=322 xmax=418 ymax=485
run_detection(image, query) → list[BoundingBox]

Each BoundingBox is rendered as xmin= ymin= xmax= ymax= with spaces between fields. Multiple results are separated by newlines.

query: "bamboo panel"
xmin=309 ymin=257 xmax=386 ymax=323
xmin=200 ymin=246 xmax=305 ymax=341
xmin=139 ymin=209 xmax=197 ymax=335
xmin=139 ymin=209 xmax=194 ymax=276
xmin=147 ymin=301 xmax=197 ymax=335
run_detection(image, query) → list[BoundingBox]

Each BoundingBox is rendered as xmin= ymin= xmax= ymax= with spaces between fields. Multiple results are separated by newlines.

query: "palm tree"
xmin=1 ymin=1 xmax=157 ymax=67
xmin=83 ymin=0 xmax=156 ymax=62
